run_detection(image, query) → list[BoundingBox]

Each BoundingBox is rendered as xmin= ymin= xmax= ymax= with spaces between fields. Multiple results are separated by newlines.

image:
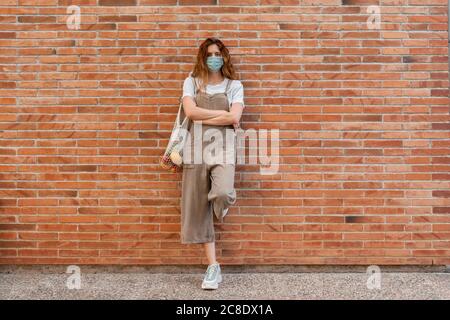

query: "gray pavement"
xmin=1 ymin=265 xmax=449 ymax=300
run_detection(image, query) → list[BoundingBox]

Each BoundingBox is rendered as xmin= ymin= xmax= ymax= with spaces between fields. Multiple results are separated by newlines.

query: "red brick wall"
xmin=0 ymin=0 xmax=449 ymax=265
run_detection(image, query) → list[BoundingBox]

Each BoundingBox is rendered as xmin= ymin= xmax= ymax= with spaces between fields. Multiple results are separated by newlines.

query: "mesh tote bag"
xmin=159 ymin=77 xmax=197 ymax=172
xmin=159 ymin=98 xmax=191 ymax=172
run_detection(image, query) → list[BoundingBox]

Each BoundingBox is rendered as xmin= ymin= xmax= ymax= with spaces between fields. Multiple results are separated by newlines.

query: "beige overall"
xmin=180 ymin=77 xmax=237 ymax=244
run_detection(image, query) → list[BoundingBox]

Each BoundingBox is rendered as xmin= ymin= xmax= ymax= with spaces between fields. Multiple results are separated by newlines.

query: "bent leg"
xmin=207 ymin=163 xmax=237 ymax=223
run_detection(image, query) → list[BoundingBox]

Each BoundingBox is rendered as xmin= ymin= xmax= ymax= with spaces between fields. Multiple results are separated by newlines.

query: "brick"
xmin=99 ymin=0 xmax=136 ymax=5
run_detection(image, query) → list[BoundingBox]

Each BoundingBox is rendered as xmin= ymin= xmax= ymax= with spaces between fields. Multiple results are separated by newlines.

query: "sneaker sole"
xmin=201 ymin=274 xmax=222 ymax=290
xmin=201 ymin=282 xmax=218 ymax=290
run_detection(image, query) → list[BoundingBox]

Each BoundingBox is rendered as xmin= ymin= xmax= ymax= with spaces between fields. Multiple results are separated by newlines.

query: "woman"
xmin=180 ymin=37 xmax=245 ymax=290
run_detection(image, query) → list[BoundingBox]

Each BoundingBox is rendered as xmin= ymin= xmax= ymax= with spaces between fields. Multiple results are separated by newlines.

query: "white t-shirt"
xmin=182 ymin=74 xmax=245 ymax=108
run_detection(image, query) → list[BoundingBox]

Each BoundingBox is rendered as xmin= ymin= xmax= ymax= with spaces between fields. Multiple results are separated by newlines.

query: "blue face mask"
xmin=206 ymin=56 xmax=223 ymax=72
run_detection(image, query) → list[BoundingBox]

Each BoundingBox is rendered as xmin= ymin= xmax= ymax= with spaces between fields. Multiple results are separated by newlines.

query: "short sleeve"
xmin=229 ymin=81 xmax=245 ymax=108
xmin=182 ymin=76 xmax=195 ymax=99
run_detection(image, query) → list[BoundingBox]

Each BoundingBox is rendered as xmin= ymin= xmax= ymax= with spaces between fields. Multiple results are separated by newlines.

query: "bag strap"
xmin=176 ymin=100 xmax=184 ymax=126
xmin=192 ymin=76 xmax=198 ymax=96
xmin=224 ymin=78 xmax=232 ymax=95
xmin=178 ymin=75 xmax=197 ymax=126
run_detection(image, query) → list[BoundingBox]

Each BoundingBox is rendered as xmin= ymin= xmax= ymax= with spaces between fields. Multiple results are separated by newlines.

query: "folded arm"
xmin=182 ymin=96 xmax=226 ymax=120
xmin=183 ymin=96 xmax=244 ymax=128
xmin=200 ymin=102 xmax=244 ymax=128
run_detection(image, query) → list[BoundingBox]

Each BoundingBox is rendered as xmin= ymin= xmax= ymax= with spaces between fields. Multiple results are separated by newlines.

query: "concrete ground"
xmin=1 ymin=265 xmax=449 ymax=300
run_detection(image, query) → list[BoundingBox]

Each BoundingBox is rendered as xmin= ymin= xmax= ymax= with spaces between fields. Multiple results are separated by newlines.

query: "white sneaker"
xmin=201 ymin=263 xmax=222 ymax=290
xmin=222 ymin=208 xmax=229 ymax=218
xmin=211 ymin=202 xmax=230 ymax=221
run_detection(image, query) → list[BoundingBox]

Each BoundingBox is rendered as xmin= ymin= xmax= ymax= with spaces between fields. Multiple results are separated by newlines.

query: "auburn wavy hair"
xmin=191 ymin=37 xmax=237 ymax=92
